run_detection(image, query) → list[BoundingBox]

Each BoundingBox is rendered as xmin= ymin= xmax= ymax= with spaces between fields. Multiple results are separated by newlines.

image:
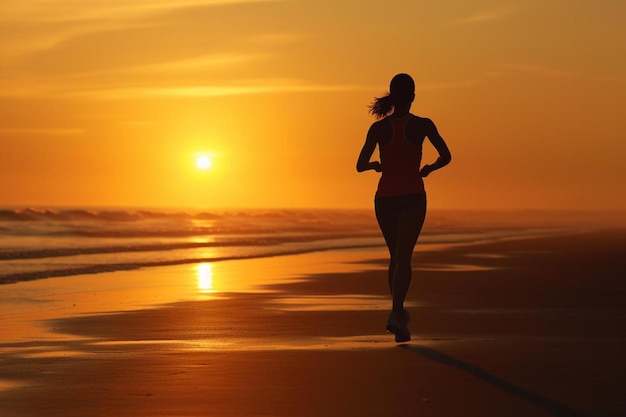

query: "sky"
xmin=1 ymin=0 xmax=625 ymax=210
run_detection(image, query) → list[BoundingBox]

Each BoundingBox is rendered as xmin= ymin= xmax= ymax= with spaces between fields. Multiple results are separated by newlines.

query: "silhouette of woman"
xmin=357 ymin=73 xmax=451 ymax=342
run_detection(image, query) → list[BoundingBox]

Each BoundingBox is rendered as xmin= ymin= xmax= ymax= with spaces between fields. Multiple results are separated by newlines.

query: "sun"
xmin=196 ymin=155 xmax=212 ymax=170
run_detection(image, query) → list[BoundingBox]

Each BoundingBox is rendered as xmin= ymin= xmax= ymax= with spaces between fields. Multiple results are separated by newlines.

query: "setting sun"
xmin=196 ymin=156 xmax=212 ymax=170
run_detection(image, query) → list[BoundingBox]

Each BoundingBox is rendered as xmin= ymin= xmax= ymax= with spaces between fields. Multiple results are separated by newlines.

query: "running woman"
xmin=356 ymin=73 xmax=451 ymax=342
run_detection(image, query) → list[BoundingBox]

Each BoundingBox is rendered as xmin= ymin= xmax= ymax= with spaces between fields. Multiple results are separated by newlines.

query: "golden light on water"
xmin=196 ymin=263 xmax=213 ymax=293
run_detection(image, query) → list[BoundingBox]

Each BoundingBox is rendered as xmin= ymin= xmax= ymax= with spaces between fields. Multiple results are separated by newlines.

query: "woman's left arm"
xmin=420 ymin=119 xmax=451 ymax=177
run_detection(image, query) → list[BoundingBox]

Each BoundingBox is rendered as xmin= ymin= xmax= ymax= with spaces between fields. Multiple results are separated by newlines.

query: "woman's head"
xmin=369 ymin=73 xmax=415 ymax=119
xmin=390 ymin=73 xmax=415 ymax=102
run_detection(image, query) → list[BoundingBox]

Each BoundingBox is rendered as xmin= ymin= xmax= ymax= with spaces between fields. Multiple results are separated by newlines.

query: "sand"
xmin=1 ymin=230 xmax=625 ymax=416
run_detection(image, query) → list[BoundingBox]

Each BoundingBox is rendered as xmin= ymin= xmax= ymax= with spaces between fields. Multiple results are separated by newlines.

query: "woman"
xmin=356 ymin=73 xmax=451 ymax=342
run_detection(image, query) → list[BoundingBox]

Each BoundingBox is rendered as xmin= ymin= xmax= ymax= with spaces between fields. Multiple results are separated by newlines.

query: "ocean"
xmin=0 ymin=207 xmax=605 ymax=285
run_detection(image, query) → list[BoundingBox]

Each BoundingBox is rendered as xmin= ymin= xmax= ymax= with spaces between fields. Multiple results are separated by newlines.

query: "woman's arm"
xmin=356 ymin=124 xmax=382 ymax=172
xmin=420 ymin=119 xmax=451 ymax=177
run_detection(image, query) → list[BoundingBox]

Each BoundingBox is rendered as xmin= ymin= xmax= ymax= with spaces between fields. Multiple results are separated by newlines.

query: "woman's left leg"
xmin=390 ymin=195 xmax=426 ymax=316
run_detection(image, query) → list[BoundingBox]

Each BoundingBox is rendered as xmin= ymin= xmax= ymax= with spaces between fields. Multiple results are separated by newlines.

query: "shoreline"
xmin=1 ymin=230 xmax=625 ymax=416
xmin=4 ymin=206 xmax=622 ymax=286
xmin=0 ymin=226 xmax=590 ymax=287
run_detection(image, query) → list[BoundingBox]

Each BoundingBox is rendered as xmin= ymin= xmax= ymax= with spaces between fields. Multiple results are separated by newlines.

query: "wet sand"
xmin=1 ymin=230 xmax=625 ymax=416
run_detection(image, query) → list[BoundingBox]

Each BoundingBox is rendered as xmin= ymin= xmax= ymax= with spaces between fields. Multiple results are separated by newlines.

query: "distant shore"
xmin=1 ymin=229 xmax=625 ymax=416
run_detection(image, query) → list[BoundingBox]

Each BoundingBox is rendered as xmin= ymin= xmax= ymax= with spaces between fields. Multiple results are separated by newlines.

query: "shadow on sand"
xmin=402 ymin=344 xmax=581 ymax=417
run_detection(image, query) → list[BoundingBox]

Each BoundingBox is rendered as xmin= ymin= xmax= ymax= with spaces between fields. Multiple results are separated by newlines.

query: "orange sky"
xmin=1 ymin=0 xmax=625 ymax=210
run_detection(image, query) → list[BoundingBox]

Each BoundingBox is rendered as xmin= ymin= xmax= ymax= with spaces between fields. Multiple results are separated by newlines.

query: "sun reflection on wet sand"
xmin=416 ymin=263 xmax=495 ymax=272
xmin=196 ymin=263 xmax=213 ymax=293
xmin=0 ymin=248 xmax=389 ymax=345
xmin=271 ymin=295 xmax=419 ymax=312
xmin=0 ymin=380 xmax=25 ymax=392
xmin=68 ymin=336 xmax=400 ymax=353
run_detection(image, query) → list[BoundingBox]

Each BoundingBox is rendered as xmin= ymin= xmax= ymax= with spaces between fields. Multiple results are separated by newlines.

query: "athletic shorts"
xmin=374 ymin=193 xmax=426 ymax=217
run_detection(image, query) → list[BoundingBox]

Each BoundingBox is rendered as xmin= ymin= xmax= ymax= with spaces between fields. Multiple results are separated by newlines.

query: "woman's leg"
xmin=390 ymin=196 xmax=426 ymax=315
xmin=375 ymin=195 xmax=427 ymax=314
xmin=375 ymin=199 xmax=399 ymax=294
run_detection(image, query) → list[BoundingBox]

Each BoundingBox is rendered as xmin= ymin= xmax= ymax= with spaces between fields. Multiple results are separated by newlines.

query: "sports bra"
xmin=375 ymin=115 xmax=425 ymax=198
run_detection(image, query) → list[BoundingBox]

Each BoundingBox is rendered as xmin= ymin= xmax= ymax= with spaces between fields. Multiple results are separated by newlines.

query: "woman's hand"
xmin=420 ymin=164 xmax=433 ymax=177
xmin=371 ymin=161 xmax=382 ymax=172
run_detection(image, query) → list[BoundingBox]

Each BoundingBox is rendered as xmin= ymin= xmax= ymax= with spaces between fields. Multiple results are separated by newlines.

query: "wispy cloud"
xmin=414 ymin=79 xmax=483 ymax=91
xmin=0 ymin=0 xmax=283 ymax=24
xmin=490 ymin=63 xmax=579 ymax=79
xmin=0 ymin=0 xmax=284 ymax=60
xmin=115 ymin=53 xmax=267 ymax=75
xmin=0 ymin=50 xmax=285 ymax=99
xmin=0 ymin=70 xmax=486 ymax=100
xmin=0 ymin=127 xmax=87 ymax=136
xmin=70 ymin=80 xmax=364 ymax=100
xmin=451 ymin=5 xmax=516 ymax=25
xmin=0 ymin=0 xmax=301 ymax=100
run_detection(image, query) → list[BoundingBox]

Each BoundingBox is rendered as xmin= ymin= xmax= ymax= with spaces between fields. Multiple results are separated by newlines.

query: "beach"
xmin=1 ymin=229 xmax=625 ymax=417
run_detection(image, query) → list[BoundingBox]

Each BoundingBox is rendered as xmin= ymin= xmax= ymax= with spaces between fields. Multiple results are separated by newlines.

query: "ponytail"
xmin=370 ymin=73 xmax=416 ymax=119
xmin=368 ymin=93 xmax=394 ymax=119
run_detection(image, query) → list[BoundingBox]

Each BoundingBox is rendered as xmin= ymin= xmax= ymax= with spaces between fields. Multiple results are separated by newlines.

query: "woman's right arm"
xmin=356 ymin=124 xmax=382 ymax=172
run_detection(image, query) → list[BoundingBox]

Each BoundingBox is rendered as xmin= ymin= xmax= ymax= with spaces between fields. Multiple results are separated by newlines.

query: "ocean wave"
xmin=0 ymin=208 xmax=373 ymax=223
xmin=0 ymin=240 xmax=384 ymax=285
xmin=0 ymin=208 xmax=378 ymax=239
xmin=2 ymin=207 xmax=594 ymax=286
xmin=0 ymin=232 xmax=379 ymax=261
xmin=0 ymin=208 xmax=215 ymax=222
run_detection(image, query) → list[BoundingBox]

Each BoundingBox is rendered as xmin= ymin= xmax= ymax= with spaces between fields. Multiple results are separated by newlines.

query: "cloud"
xmin=414 ymin=79 xmax=483 ymax=91
xmin=451 ymin=6 xmax=516 ymax=25
xmin=0 ymin=0 xmax=285 ymax=60
xmin=65 ymin=76 xmax=490 ymax=100
xmin=6 ymin=0 xmax=298 ymax=80
xmin=0 ymin=127 xmax=87 ymax=136
xmin=69 ymin=80 xmax=365 ymax=100
xmin=0 ymin=49 xmax=290 ymax=99
xmin=0 ymin=0 xmax=283 ymax=24
xmin=490 ymin=63 xmax=579 ymax=79
xmin=113 ymin=53 xmax=267 ymax=76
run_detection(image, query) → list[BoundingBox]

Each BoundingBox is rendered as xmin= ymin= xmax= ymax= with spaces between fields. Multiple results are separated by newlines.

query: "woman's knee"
xmin=394 ymin=257 xmax=412 ymax=271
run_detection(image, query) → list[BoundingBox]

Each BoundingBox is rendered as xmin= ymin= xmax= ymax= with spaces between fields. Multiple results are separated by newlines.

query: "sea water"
xmin=0 ymin=207 xmax=589 ymax=285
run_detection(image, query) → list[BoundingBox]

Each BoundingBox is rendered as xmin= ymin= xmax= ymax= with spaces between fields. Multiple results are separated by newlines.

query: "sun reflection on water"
xmin=196 ymin=263 xmax=213 ymax=293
